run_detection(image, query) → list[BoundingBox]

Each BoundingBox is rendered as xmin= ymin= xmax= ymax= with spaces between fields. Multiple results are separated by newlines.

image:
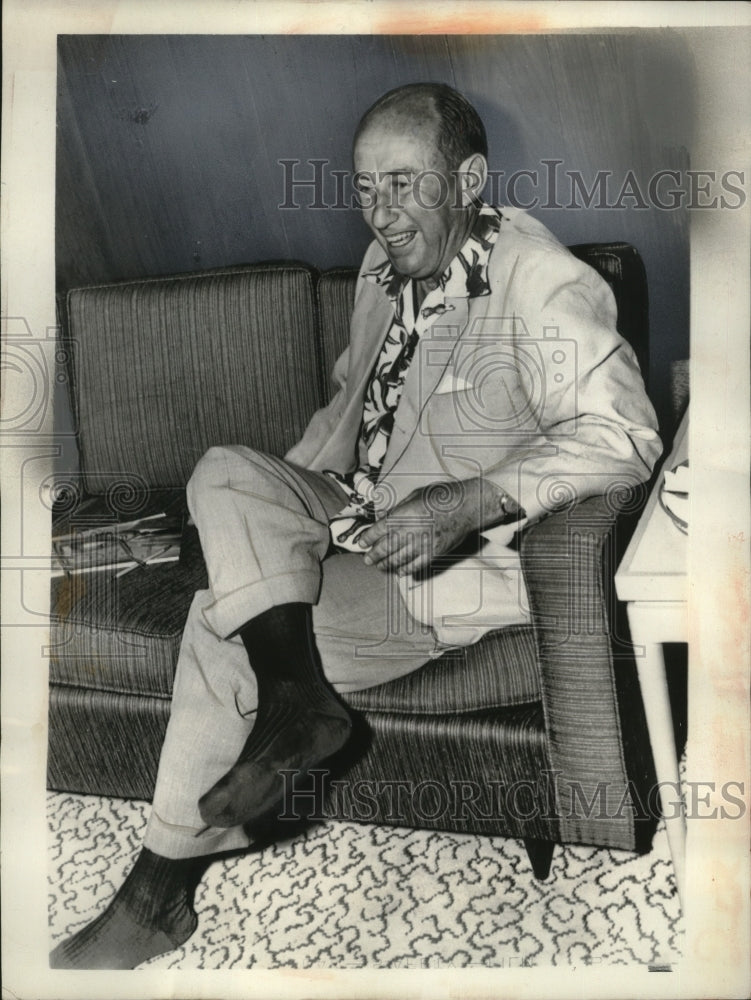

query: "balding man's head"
xmin=352 ymin=84 xmax=489 ymax=288
xmin=353 ymin=83 xmax=488 ymax=172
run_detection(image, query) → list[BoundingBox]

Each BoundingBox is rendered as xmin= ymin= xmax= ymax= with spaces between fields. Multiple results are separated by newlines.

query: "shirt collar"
xmin=362 ymin=203 xmax=503 ymax=304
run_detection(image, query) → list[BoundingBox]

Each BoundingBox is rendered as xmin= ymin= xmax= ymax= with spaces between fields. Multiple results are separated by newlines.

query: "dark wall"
xmin=56 ymin=33 xmax=696 ymax=465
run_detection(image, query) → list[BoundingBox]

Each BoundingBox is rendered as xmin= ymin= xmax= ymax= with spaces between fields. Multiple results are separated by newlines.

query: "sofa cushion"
xmin=317 ymin=268 xmax=357 ymax=389
xmin=50 ymin=491 xmax=540 ymax=711
xmin=50 ymin=512 xmax=206 ymax=700
xmin=66 ymin=263 xmax=323 ymax=493
xmin=345 ymin=624 xmax=540 ymax=714
xmin=51 ymin=500 xmax=540 ymax=712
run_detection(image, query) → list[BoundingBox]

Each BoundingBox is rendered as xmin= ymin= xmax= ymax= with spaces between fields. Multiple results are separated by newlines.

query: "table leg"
xmin=628 ymin=619 xmax=686 ymax=910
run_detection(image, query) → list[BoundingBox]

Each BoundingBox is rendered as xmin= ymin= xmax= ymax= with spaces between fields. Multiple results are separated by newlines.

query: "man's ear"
xmin=456 ymin=153 xmax=488 ymax=205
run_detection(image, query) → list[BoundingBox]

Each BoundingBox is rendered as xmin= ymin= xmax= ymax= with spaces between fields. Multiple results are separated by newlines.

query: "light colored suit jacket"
xmin=286 ymin=207 xmax=662 ymax=644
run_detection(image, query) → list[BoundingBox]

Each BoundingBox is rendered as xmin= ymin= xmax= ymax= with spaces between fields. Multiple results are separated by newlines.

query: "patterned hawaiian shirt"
xmin=326 ymin=204 xmax=503 ymax=552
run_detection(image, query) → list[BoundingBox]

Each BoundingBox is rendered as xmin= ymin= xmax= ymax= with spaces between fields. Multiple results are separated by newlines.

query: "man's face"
xmin=353 ymin=117 xmax=471 ymax=286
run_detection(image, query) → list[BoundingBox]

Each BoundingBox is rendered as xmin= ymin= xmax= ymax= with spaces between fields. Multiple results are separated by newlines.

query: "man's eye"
xmin=353 ymin=172 xmax=375 ymax=193
xmin=355 ymin=186 xmax=376 ymax=208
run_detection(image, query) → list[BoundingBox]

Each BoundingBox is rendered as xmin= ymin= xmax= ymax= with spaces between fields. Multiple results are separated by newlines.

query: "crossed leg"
xmin=51 ymin=447 xmax=441 ymax=968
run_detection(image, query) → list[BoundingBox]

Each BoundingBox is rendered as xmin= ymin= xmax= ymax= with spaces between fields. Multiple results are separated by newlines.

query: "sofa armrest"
xmin=519 ymin=494 xmax=650 ymax=850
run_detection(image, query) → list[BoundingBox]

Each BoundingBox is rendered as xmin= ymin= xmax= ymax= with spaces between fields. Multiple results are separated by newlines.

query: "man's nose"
xmin=371 ymin=195 xmax=398 ymax=231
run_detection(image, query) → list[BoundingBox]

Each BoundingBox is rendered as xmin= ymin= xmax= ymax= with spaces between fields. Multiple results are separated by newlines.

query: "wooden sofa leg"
xmin=523 ymin=838 xmax=555 ymax=880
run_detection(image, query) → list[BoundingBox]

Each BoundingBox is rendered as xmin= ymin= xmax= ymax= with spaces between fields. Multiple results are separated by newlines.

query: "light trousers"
xmin=144 ymin=447 xmax=444 ymax=858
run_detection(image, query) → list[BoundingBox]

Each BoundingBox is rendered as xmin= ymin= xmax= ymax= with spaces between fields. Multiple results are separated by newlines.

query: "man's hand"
xmin=358 ymin=477 xmax=522 ymax=577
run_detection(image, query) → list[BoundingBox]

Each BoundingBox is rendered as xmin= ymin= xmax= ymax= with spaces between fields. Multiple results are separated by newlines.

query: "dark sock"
xmin=198 ymin=602 xmax=352 ymax=828
xmin=49 ymin=848 xmax=201 ymax=970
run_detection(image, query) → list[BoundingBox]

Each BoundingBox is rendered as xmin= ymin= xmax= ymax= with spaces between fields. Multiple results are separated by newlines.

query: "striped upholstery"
xmin=520 ymin=496 xmax=656 ymax=851
xmin=321 ymin=703 xmax=557 ymax=841
xmin=67 ymin=264 xmax=322 ymax=493
xmin=48 ymin=687 xmax=170 ymax=801
xmin=317 ymin=268 xmax=356 ymax=387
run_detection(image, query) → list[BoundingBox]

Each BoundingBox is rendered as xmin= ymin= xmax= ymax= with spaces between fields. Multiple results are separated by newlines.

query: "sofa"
xmin=48 ymin=243 xmax=660 ymax=880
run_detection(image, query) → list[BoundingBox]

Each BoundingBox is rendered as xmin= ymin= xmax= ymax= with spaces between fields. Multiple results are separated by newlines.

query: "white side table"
xmin=615 ymin=409 xmax=688 ymax=907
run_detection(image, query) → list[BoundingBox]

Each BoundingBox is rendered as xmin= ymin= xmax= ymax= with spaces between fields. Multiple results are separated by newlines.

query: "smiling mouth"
xmin=385 ymin=231 xmax=415 ymax=249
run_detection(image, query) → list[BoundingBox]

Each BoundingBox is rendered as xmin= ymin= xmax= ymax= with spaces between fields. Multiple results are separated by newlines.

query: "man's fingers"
xmin=358 ymin=518 xmax=389 ymax=550
xmin=374 ymin=543 xmax=417 ymax=573
xmin=363 ymin=528 xmax=403 ymax=567
xmin=394 ymin=551 xmax=431 ymax=577
xmin=391 ymin=533 xmax=435 ymax=574
xmin=365 ymin=528 xmax=433 ymax=572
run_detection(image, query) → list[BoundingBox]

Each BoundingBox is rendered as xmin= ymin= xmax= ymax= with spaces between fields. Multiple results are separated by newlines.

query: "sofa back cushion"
xmin=317 ymin=267 xmax=359 ymax=390
xmin=67 ymin=263 xmax=323 ymax=492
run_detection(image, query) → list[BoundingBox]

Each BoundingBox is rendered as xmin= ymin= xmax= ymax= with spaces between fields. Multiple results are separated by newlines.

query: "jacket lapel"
xmin=305 ymin=286 xmax=394 ymax=471
xmin=380 ymin=295 xmax=470 ymax=478
xmin=347 ymin=288 xmax=394 ymax=391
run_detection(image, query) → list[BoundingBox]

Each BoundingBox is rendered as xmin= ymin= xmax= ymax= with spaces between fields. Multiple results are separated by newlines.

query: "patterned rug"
xmin=48 ymin=791 xmax=684 ymax=969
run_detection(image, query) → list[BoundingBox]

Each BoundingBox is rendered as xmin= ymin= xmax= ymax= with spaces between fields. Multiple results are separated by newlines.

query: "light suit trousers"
xmin=144 ymin=446 xmax=444 ymax=858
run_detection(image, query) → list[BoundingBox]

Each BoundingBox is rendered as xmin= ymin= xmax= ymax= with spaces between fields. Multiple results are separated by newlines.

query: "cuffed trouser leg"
xmin=185 ymin=445 xmax=347 ymax=639
xmin=145 ymin=448 xmax=442 ymax=858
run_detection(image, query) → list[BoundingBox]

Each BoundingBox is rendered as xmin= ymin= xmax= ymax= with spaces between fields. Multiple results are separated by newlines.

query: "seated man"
xmin=51 ymin=82 xmax=661 ymax=969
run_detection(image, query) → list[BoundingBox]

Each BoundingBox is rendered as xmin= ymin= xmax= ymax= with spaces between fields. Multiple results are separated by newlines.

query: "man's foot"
xmin=199 ymin=602 xmax=354 ymax=829
xmin=49 ymin=849 xmax=201 ymax=970
xmin=197 ymin=699 xmax=352 ymax=828
xmin=49 ymin=898 xmax=197 ymax=970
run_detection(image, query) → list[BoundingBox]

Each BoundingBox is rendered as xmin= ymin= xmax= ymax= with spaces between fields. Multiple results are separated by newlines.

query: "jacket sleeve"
xmin=283 ymin=345 xmax=349 ymax=467
xmin=479 ymin=249 xmax=662 ymax=527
